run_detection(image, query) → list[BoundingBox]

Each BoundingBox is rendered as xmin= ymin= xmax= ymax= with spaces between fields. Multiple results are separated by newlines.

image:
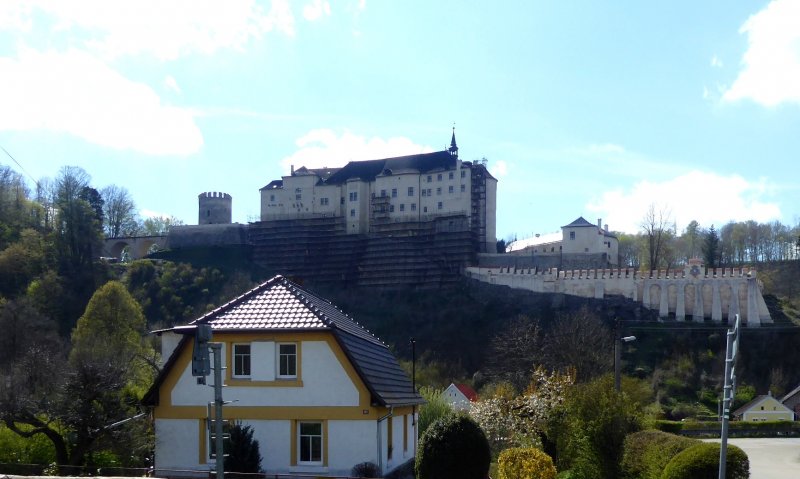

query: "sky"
xmin=1 ymin=0 xmax=799 ymax=241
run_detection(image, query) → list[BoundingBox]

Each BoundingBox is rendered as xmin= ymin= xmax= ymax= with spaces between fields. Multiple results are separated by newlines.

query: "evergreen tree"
xmin=224 ymin=423 xmax=263 ymax=474
xmin=702 ymin=225 xmax=720 ymax=268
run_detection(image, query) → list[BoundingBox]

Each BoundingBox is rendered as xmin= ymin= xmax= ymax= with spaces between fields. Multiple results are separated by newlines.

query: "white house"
xmin=259 ymin=132 xmax=498 ymax=253
xmin=443 ymin=383 xmax=478 ymax=411
xmin=143 ymin=275 xmax=424 ymax=477
xmin=506 ymin=216 xmax=619 ymax=268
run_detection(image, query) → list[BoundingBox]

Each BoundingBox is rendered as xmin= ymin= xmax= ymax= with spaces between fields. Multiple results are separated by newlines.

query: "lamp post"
xmin=614 ymin=334 xmax=636 ymax=392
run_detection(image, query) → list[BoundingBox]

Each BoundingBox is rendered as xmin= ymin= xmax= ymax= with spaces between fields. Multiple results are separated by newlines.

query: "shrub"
xmin=417 ymin=386 xmax=453 ymax=435
xmin=661 ymin=442 xmax=748 ymax=479
xmin=497 ymin=447 xmax=557 ymax=479
xmin=620 ymin=430 xmax=698 ymax=479
xmin=351 ymin=461 xmax=381 ymax=478
xmin=224 ymin=423 xmax=262 ymax=474
xmin=415 ymin=413 xmax=491 ymax=479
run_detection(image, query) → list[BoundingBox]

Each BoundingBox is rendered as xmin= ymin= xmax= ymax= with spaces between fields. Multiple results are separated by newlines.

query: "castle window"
xmin=350 ymin=209 xmax=355 ymax=217
xmin=427 ymin=175 xmax=432 ymax=182
xmin=585 ymin=248 xmax=589 ymax=252
xmin=461 ymin=184 xmax=466 ymax=193
xmin=427 ymin=188 xmax=432 ymax=196
xmin=461 ymin=170 xmax=466 ymax=178
xmin=411 ymin=203 xmax=416 ymax=211
xmin=437 ymin=202 xmax=443 ymax=210
xmin=437 ymin=174 xmax=442 ymax=181
xmin=570 ymin=232 xmax=576 ymax=240
xmin=448 ymin=185 xmax=454 ymax=194
xmin=270 ymin=194 xmax=275 ymax=202
xmin=436 ymin=187 xmax=441 ymax=196
xmin=207 ymin=210 xmax=210 ymax=217
xmin=349 ymin=192 xmax=358 ymax=202
xmin=421 ymin=189 xmax=427 ymax=197
xmin=381 ymin=189 xmax=386 ymax=197
xmin=400 ymin=204 xmax=405 ymax=212
xmin=320 ymin=197 xmax=329 ymax=206
xmin=392 ymin=188 xmax=397 ymax=198
xmin=390 ymin=204 xmax=395 ymax=212
xmin=423 ymin=206 xmax=428 ymax=213
xmin=408 ymin=186 xmax=414 ymax=196
xmin=449 ymin=172 xmax=454 ymax=180
xmin=295 ymin=194 xmax=301 ymax=200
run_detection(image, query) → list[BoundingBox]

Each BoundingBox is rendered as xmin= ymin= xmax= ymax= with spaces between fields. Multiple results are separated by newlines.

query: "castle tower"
xmin=198 ymin=192 xmax=232 ymax=225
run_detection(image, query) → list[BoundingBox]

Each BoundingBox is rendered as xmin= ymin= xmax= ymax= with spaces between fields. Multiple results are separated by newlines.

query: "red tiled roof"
xmin=455 ymin=383 xmax=479 ymax=402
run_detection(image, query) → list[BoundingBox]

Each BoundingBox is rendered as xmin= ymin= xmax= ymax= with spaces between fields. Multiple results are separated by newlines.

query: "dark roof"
xmin=781 ymin=384 xmax=800 ymax=403
xmin=260 ymin=179 xmax=283 ymax=191
xmin=324 ymin=151 xmax=456 ymax=185
xmin=562 ymin=216 xmax=596 ymax=228
xmin=143 ymin=275 xmax=423 ymax=407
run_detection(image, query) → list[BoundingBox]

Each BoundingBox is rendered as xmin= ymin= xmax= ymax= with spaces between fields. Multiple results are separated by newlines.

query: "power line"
xmin=1 ymin=145 xmax=39 ymax=187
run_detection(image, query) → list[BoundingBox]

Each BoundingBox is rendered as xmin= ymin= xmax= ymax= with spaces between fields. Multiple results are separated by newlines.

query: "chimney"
xmin=291 ymin=165 xmax=295 ymax=176
xmin=604 ymin=224 xmax=609 ymax=232
xmin=597 ymin=218 xmax=602 ymax=228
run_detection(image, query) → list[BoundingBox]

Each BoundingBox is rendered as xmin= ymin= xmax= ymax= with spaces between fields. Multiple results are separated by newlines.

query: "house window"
xmin=569 ymin=232 xmax=576 ymax=240
xmin=349 ymin=192 xmax=358 ymax=202
xmin=461 ymin=170 xmax=466 ymax=178
xmin=320 ymin=197 xmax=329 ymax=206
xmin=399 ymin=204 xmax=405 ymax=212
xmin=436 ymin=187 xmax=441 ymax=196
xmin=449 ymin=172 xmax=454 ymax=180
xmin=233 ymin=344 xmax=251 ymax=377
xmin=298 ymin=422 xmax=323 ymax=464
xmin=437 ymin=202 xmax=443 ymax=210
xmin=411 ymin=203 xmax=416 ymax=211
xmin=391 ymin=188 xmax=397 ymax=198
xmin=278 ymin=343 xmax=297 ymax=378
xmin=448 ymin=185 xmax=454 ymax=194
xmin=461 ymin=184 xmax=466 ymax=193
xmin=350 ymin=209 xmax=355 ymax=217
xmin=437 ymin=173 xmax=442 ymax=181
xmin=408 ymin=186 xmax=414 ymax=196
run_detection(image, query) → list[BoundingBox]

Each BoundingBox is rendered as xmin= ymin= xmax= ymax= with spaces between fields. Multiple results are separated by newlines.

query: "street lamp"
xmin=614 ymin=335 xmax=636 ymax=392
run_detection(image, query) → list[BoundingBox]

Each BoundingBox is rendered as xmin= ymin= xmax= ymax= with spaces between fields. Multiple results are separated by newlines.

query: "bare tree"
xmin=101 ymin=185 xmax=139 ymax=237
xmin=542 ymin=307 xmax=613 ymax=382
xmin=640 ymin=203 xmax=673 ymax=271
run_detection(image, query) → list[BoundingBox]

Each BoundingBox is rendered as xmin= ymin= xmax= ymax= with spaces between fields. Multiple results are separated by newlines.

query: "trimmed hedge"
xmin=655 ymin=419 xmax=800 ymax=436
xmin=660 ymin=442 xmax=749 ymax=479
xmin=498 ymin=447 xmax=557 ymax=479
xmin=620 ymin=430 xmax=698 ymax=479
xmin=415 ymin=413 xmax=491 ymax=479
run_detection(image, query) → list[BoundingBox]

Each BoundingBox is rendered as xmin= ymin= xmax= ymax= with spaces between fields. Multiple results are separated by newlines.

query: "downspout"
xmin=377 ymin=406 xmax=394 ymax=475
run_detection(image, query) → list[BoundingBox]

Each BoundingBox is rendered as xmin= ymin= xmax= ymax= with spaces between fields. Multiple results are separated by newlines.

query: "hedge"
xmin=620 ymin=430 xmax=698 ymax=479
xmin=497 ymin=447 xmax=557 ymax=479
xmin=654 ymin=419 xmax=800 ymax=436
xmin=660 ymin=442 xmax=748 ymax=479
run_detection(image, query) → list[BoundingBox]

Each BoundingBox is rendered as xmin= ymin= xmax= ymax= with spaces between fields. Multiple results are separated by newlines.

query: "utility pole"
xmin=719 ymin=314 xmax=741 ymax=479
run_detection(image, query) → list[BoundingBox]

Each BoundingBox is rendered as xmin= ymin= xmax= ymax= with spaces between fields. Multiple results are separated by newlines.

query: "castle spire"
xmin=448 ymin=126 xmax=458 ymax=158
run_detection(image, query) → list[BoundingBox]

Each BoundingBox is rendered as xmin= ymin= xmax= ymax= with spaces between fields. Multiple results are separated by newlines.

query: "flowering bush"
xmin=497 ymin=447 xmax=557 ymax=479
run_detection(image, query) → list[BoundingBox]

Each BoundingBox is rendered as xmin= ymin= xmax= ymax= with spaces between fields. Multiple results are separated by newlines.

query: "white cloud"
xmin=164 ymin=75 xmax=181 ymax=94
xmin=490 ymin=160 xmax=508 ymax=178
xmin=0 ymin=48 xmax=203 ymax=155
xmin=303 ymin=0 xmax=331 ymax=22
xmin=0 ymin=0 xmax=296 ymax=61
xmin=280 ymin=129 xmax=434 ymax=173
xmin=586 ymin=170 xmax=781 ymax=233
xmin=723 ymin=0 xmax=800 ymax=106
xmin=711 ymin=55 xmax=723 ymax=68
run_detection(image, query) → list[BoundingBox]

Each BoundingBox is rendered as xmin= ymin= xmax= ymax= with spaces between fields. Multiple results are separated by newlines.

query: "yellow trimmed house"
xmin=732 ymin=392 xmax=794 ymax=422
xmin=143 ymin=275 xmax=424 ymax=477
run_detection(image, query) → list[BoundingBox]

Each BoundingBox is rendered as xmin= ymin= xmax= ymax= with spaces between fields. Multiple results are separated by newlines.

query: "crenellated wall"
xmin=464 ymin=264 xmax=772 ymax=327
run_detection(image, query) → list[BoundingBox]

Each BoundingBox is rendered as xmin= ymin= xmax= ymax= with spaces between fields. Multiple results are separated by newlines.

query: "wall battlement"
xmin=464 ymin=265 xmax=772 ymax=327
xmin=199 ymin=191 xmax=232 ymax=199
xmin=198 ymin=191 xmax=232 ymax=225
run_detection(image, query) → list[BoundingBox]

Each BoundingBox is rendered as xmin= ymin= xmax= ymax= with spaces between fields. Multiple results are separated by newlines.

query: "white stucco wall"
xmin=328 ymin=420 xmax=380 ymax=475
xmin=155 ymin=418 xmax=202 ymax=472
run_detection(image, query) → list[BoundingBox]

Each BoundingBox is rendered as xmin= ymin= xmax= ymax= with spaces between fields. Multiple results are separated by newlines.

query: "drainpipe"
xmin=377 ymin=407 xmax=394 ymax=475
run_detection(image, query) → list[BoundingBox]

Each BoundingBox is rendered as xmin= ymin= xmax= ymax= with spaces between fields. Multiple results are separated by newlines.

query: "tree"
xmin=224 ymin=423 xmax=263 ymax=474
xmin=682 ymin=220 xmax=702 ymax=260
xmin=640 ymin=203 xmax=673 ymax=271
xmin=542 ymin=307 xmax=613 ymax=382
xmin=0 ymin=282 xmax=157 ymax=468
xmin=415 ymin=413 xmax=491 ymax=479
xmin=702 ymin=225 xmax=720 ymax=268
xmin=140 ymin=215 xmax=184 ymax=236
xmin=101 ymin=185 xmax=139 ymax=237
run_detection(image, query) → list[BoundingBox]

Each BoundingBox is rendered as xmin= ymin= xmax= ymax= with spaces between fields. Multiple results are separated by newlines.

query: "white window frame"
xmin=278 ymin=343 xmax=297 ymax=378
xmin=232 ymin=343 xmax=251 ymax=378
xmin=298 ymin=421 xmax=323 ymax=465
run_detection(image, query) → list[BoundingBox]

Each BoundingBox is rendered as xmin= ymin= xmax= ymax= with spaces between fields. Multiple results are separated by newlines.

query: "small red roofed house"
xmin=443 ymin=383 xmax=479 ymax=411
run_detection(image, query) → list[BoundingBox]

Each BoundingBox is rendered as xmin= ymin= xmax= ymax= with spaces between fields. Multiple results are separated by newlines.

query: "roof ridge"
xmin=281 ymin=277 xmax=336 ymax=329
xmin=191 ymin=275 xmax=284 ymax=325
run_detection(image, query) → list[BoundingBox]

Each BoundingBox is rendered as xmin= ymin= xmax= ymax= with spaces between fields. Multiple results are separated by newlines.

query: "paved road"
xmin=705 ymin=438 xmax=800 ymax=478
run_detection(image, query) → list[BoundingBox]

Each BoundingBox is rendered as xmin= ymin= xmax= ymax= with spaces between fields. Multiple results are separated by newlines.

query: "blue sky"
xmin=1 ymin=1 xmax=799 ymax=240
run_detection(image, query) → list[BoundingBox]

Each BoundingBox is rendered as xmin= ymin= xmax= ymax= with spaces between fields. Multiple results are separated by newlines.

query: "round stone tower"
xmin=198 ymin=192 xmax=232 ymax=225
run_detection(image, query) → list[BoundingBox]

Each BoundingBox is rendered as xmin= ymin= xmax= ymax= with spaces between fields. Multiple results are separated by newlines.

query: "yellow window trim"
xmin=198 ymin=419 xmax=206 ymax=464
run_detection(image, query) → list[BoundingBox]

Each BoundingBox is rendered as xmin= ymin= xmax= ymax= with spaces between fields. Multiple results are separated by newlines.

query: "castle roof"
xmin=323 ymin=150 xmax=456 ymax=185
xmin=562 ymin=216 xmax=596 ymax=228
xmin=143 ymin=275 xmax=424 ymax=408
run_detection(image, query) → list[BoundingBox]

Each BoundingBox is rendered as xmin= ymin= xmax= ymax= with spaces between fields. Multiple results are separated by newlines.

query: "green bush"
xmin=620 ymin=430 xmax=698 ymax=479
xmin=498 ymin=447 xmax=557 ymax=479
xmin=417 ymin=386 xmax=454 ymax=434
xmin=660 ymin=442 xmax=748 ymax=479
xmin=0 ymin=424 xmax=56 ymax=464
xmin=415 ymin=413 xmax=491 ymax=479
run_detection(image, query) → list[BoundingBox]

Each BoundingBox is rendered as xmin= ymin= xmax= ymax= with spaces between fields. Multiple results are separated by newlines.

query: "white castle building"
xmin=259 ymin=132 xmax=498 ymax=253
